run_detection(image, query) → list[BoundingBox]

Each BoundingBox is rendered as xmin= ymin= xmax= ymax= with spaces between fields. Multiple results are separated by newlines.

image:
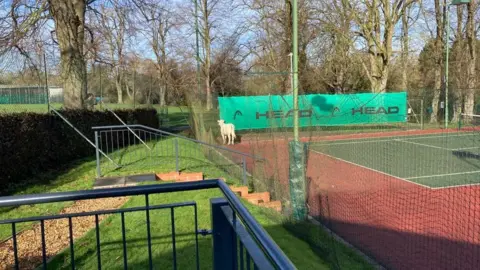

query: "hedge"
xmin=0 ymin=109 xmax=158 ymax=195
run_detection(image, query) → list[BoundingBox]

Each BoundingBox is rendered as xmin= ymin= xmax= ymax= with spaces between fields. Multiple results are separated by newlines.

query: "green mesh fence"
xmin=0 ymin=86 xmax=50 ymax=113
xmin=187 ymin=78 xmax=480 ymax=269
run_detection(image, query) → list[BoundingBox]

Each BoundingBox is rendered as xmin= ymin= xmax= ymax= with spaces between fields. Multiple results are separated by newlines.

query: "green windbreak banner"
xmin=218 ymin=92 xmax=407 ymax=130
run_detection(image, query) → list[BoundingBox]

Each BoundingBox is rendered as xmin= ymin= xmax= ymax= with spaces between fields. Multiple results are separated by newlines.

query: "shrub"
xmin=0 ymin=109 xmax=158 ymax=194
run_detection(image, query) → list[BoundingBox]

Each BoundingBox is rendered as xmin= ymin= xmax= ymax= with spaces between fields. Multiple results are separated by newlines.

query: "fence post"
xmin=421 ymin=99 xmax=424 ymax=130
xmin=211 ymin=198 xmax=236 ymax=270
xmin=175 ymin=139 xmax=179 ymax=172
xmin=242 ymin=157 xmax=247 ymax=185
xmin=95 ymin=131 xmax=102 ymax=177
xmin=458 ymin=114 xmax=462 ymax=131
xmin=288 ymin=141 xmax=308 ymax=221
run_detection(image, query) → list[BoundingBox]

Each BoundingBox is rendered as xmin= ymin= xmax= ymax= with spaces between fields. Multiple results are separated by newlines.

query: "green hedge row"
xmin=0 ymin=109 xmax=158 ymax=194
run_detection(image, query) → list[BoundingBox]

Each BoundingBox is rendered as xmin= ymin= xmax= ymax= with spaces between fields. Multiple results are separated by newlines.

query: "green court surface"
xmin=310 ymin=131 xmax=480 ymax=188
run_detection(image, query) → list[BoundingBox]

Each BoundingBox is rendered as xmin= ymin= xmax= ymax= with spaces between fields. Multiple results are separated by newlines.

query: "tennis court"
xmin=310 ymin=131 xmax=480 ymax=188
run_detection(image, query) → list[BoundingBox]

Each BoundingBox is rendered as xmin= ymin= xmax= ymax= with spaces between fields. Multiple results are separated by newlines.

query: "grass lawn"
xmin=0 ymin=126 xmax=373 ymax=269
xmin=46 ymin=186 xmax=372 ymax=270
xmin=0 ymin=137 xmax=243 ymax=242
xmin=98 ymin=135 xmax=247 ymax=184
xmin=0 ymin=158 xmax=98 ymax=241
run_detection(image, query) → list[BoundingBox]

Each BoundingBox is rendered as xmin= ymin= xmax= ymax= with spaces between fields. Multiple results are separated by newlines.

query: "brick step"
xmin=228 ymin=186 xmax=282 ymax=212
xmin=242 ymin=192 xmax=270 ymax=204
xmin=156 ymin=172 xmax=203 ymax=182
xmin=259 ymin=201 xmax=282 ymax=212
xmin=230 ymin=186 xmax=249 ymax=197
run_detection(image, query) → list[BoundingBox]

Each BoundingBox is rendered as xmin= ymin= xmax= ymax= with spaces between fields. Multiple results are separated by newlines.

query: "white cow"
xmin=217 ymin=120 xmax=236 ymax=145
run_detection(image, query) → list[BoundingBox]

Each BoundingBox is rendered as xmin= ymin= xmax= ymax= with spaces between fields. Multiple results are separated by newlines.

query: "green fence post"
xmin=288 ymin=140 xmax=307 ymax=221
xmin=421 ymin=99 xmax=424 ymax=130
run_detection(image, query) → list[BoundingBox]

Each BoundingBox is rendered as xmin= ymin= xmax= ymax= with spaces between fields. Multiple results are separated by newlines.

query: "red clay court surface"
xmin=229 ymin=128 xmax=480 ymax=270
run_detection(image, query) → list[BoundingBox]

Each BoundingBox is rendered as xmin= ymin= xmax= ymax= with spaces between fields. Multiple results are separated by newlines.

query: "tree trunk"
xmin=205 ymin=73 xmax=212 ymax=110
xmin=369 ymin=54 xmax=388 ymax=93
xmin=401 ymin=8 xmax=409 ymax=90
xmin=282 ymin=0 xmax=293 ymax=94
xmin=452 ymin=93 xmax=463 ymax=122
xmin=430 ymin=70 xmax=441 ymax=124
xmin=49 ymin=0 xmax=87 ymax=109
xmin=125 ymin=76 xmax=133 ymax=99
xmin=464 ymin=0 xmax=476 ymax=116
xmin=202 ymin=0 xmax=213 ymax=110
xmin=115 ymin=72 xmax=123 ymax=104
xmin=430 ymin=0 xmax=445 ymax=123
xmin=159 ymin=84 xmax=166 ymax=106
xmin=451 ymin=7 xmax=464 ymax=123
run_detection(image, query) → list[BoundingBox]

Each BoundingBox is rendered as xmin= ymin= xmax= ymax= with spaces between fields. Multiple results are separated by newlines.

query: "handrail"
xmin=92 ymin=124 xmax=265 ymax=161
xmin=101 ymin=102 xmax=151 ymax=150
xmin=51 ymin=109 xmax=120 ymax=167
xmin=217 ymin=180 xmax=295 ymax=269
xmin=0 ymin=180 xmax=295 ymax=269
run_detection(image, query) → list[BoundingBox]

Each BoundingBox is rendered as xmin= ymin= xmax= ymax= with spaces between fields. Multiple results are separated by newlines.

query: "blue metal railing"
xmin=92 ymin=125 xmax=264 ymax=185
xmin=0 ymin=179 xmax=295 ymax=270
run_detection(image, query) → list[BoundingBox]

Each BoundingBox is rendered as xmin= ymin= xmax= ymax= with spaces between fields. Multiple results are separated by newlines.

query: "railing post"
xmin=242 ymin=157 xmax=247 ymax=185
xmin=95 ymin=131 xmax=102 ymax=177
xmin=211 ymin=198 xmax=236 ymax=270
xmin=175 ymin=139 xmax=179 ymax=172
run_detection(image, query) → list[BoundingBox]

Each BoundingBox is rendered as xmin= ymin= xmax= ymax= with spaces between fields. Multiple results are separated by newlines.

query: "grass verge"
xmin=1 ymin=135 xmax=373 ymax=269
xmin=46 ymin=186 xmax=373 ymax=270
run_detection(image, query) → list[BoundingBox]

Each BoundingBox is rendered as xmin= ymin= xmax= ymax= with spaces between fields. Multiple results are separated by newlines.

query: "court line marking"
xmin=451 ymin=146 xmax=480 ymax=150
xmin=405 ymin=170 xmax=480 ymax=180
xmin=309 ymin=150 xmax=432 ymax=189
xmin=394 ymin=139 xmax=480 ymax=151
xmin=432 ymin=182 xmax=480 ymax=190
xmin=311 ymin=150 xmax=480 ymax=190
xmin=311 ymin=132 xmax=477 ymax=147
xmin=316 ymin=131 xmax=476 ymax=142
xmin=393 ymin=139 xmax=451 ymax=150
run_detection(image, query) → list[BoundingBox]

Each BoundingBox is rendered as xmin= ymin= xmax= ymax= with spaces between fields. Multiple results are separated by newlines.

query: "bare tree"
xmin=464 ymin=0 xmax=477 ymax=116
xmin=135 ymin=0 xmax=173 ymax=106
xmin=49 ymin=0 xmax=89 ymax=108
xmin=0 ymin=0 xmax=92 ymax=109
xmin=424 ymin=0 xmax=446 ymax=123
xmin=244 ymin=0 xmax=317 ymax=93
xmin=451 ymin=5 xmax=465 ymax=122
xmin=313 ymin=0 xmax=355 ymax=93
xmin=199 ymin=0 xmax=215 ymax=110
xmin=348 ymin=0 xmax=417 ymax=93
xmin=93 ymin=0 xmax=130 ymax=104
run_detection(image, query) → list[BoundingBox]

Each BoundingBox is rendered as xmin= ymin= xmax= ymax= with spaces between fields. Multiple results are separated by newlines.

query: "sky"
xmin=1 ymin=0 xmax=480 ymax=75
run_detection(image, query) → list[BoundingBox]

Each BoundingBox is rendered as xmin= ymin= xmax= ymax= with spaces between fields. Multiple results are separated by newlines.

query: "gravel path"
xmin=0 ymin=196 xmax=128 ymax=270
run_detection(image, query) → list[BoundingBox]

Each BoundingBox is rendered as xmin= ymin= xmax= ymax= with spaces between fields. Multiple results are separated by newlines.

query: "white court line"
xmin=432 ymin=182 xmax=480 ymax=190
xmin=313 ymin=132 xmax=478 ymax=147
xmin=393 ymin=139 xmax=451 ymax=150
xmin=451 ymin=146 xmax=480 ymax=151
xmin=394 ymin=139 xmax=480 ymax=151
xmin=309 ymin=150 xmax=431 ymax=189
xmin=405 ymin=170 xmax=480 ymax=180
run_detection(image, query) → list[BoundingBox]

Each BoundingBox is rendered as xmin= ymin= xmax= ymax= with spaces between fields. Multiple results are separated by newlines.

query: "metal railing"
xmin=0 ymin=180 xmax=295 ymax=270
xmin=92 ymin=125 xmax=264 ymax=185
